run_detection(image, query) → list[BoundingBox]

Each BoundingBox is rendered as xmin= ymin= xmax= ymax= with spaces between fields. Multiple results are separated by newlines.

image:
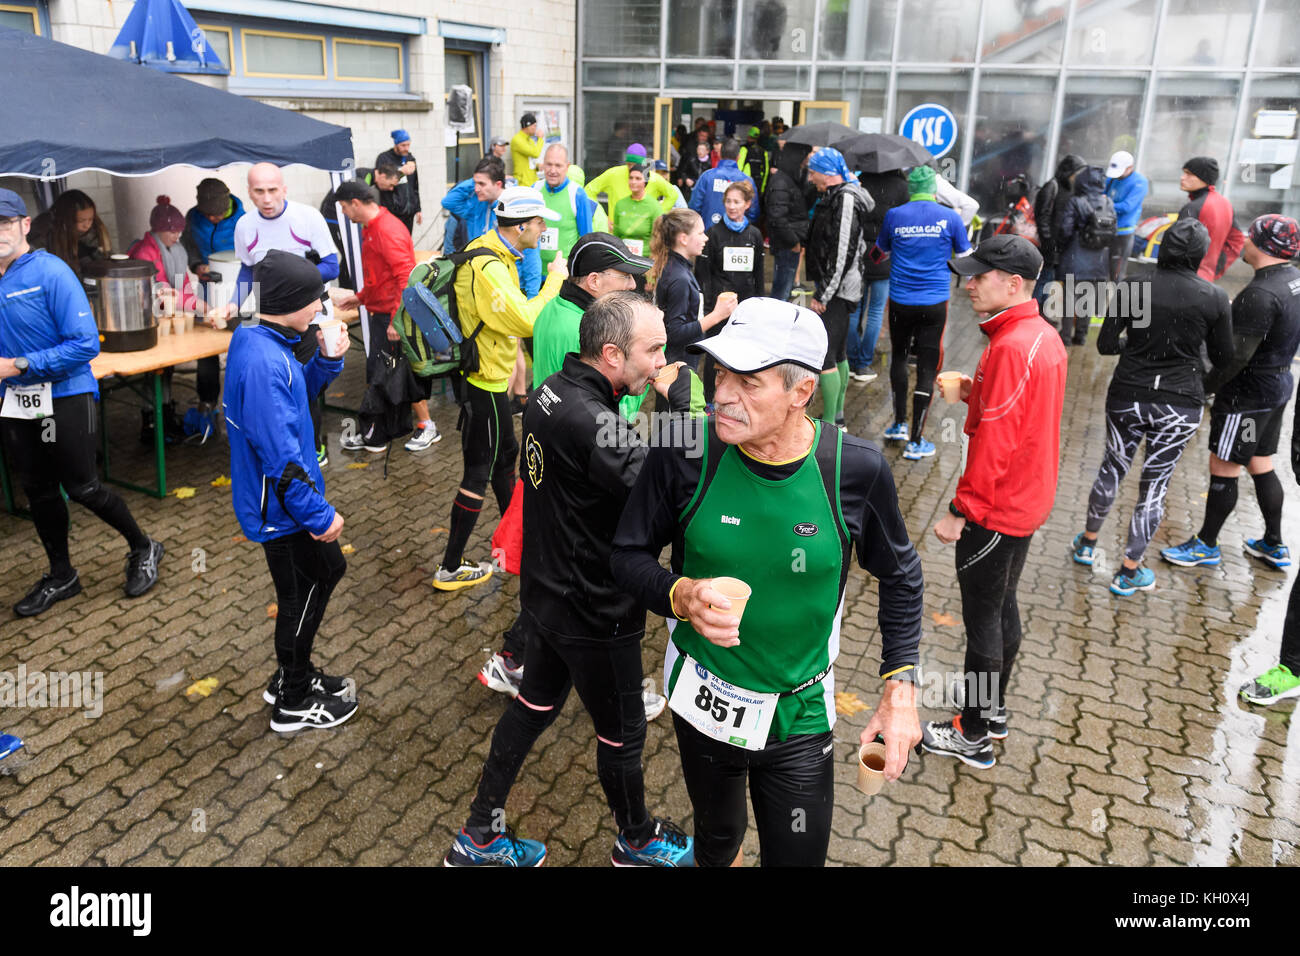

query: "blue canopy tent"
xmin=0 ymin=27 xmax=364 ymax=314
xmin=108 ymin=0 xmax=227 ymax=75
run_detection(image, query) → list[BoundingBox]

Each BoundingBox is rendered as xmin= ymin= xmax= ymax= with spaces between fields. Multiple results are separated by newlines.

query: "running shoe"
xmin=850 ymin=366 xmax=878 ymax=384
xmin=433 ymin=562 xmax=494 ymax=591
xmin=920 ymin=716 xmax=995 ymax=769
xmin=611 ymin=818 xmax=694 ymax=867
xmin=317 ymin=443 xmax=328 ymax=468
xmin=124 ymin=539 xmax=164 ymax=598
xmin=643 ymin=687 xmax=667 ymax=721
xmin=1160 ymin=536 xmax=1221 ymax=567
xmin=404 ymin=423 xmax=443 ymax=452
xmin=270 ymin=690 xmax=358 ymax=732
xmin=340 ymin=433 xmax=389 ymax=454
xmin=263 ymin=664 xmax=353 ymax=705
xmin=949 ymin=679 xmax=1008 ymax=740
xmin=1070 ymin=533 xmax=1096 ymax=566
xmin=883 ymin=422 xmax=909 ymax=442
xmin=1244 ymin=537 xmax=1291 ymax=569
xmin=444 ymin=828 xmax=546 ymax=867
xmin=478 ymin=653 xmax=523 ymax=697
xmin=1238 ymin=665 xmax=1300 ymax=706
xmin=14 ymin=572 xmax=81 ymax=617
xmin=902 ymin=438 xmax=935 ymax=460
xmin=1110 ymin=566 xmax=1156 ymax=597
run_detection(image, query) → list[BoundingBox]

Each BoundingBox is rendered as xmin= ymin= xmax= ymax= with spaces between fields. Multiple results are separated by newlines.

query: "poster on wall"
xmin=517 ymin=98 xmax=571 ymax=153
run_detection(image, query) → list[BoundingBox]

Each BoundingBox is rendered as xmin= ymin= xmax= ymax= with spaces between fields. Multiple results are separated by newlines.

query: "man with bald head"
xmin=233 ymin=162 xmax=341 ymax=464
xmin=532 ymin=142 xmax=607 ymax=271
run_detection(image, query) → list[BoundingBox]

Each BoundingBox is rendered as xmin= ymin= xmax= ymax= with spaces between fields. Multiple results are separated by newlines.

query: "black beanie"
xmin=254 ymin=249 xmax=324 ymax=316
xmin=1183 ymin=156 xmax=1219 ymax=186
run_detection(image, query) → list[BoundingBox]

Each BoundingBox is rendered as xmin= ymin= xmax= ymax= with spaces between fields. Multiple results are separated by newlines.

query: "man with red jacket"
xmin=922 ymin=235 xmax=1068 ymax=769
xmin=332 ymin=181 xmax=440 ymax=453
xmin=1177 ymin=156 xmax=1245 ymax=283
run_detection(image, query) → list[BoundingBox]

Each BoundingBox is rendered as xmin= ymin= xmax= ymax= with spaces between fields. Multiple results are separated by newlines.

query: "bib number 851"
xmin=694 ymin=685 xmax=747 ymax=728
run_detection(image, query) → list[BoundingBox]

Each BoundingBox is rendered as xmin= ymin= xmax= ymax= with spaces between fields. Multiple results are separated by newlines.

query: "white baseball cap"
xmin=1106 ymin=150 xmax=1135 ymax=178
xmin=494 ymin=186 xmax=561 ymax=222
xmin=690 ymin=297 xmax=827 ymax=374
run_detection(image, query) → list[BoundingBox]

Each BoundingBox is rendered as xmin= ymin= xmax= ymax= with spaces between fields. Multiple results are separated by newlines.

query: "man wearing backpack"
xmin=434 ymin=188 xmax=567 ymax=591
xmin=1031 ymin=153 xmax=1087 ymax=318
xmin=1055 ymin=165 xmax=1115 ymax=346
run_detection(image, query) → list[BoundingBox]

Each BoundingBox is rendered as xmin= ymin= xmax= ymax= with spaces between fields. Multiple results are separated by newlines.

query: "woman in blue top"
xmin=0 ymin=189 xmax=162 ymax=617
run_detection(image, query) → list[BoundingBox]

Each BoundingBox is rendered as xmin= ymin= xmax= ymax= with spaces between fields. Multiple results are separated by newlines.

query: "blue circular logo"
xmin=898 ymin=103 xmax=958 ymax=160
xmin=695 ymin=662 xmax=708 ymax=680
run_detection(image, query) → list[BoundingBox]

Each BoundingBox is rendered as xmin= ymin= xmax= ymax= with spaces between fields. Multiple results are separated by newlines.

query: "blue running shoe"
xmin=1160 ymin=536 xmax=1221 ymax=567
xmin=883 ymin=422 xmax=909 ymax=442
xmin=1244 ymin=538 xmax=1291 ymax=569
xmin=902 ymin=438 xmax=935 ymax=460
xmin=1071 ymin=533 xmax=1095 ymax=566
xmin=444 ymin=828 xmax=547 ymax=867
xmin=1110 ymin=566 xmax=1155 ymax=596
xmin=611 ymin=818 xmax=694 ymax=867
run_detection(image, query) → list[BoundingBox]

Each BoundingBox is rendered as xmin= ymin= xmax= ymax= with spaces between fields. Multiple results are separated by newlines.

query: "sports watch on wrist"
xmin=12 ymin=357 xmax=28 ymax=372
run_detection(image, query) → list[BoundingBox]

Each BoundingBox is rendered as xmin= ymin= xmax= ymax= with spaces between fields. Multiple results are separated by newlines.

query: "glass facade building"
xmin=578 ymin=0 xmax=1300 ymax=223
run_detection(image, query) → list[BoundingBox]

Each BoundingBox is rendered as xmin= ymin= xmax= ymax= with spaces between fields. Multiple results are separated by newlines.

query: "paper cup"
xmin=857 ymin=741 xmax=887 ymax=796
xmin=317 ymin=319 xmax=346 ymax=358
xmin=171 ymin=314 xmax=188 ymax=336
xmin=709 ymin=576 xmax=752 ymax=622
xmin=937 ymin=370 xmax=964 ymax=402
xmin=157 ymin=319 xmax=171 ymax=337
xmin=656 ymin=362 xmax=682 ymax=386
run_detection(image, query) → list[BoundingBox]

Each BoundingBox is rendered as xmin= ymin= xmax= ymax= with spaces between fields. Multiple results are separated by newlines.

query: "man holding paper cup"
xmin=612 ymin=296 xmax=924 ymax=867
xmin=925 ymin=235 xmax=1067 ymax=768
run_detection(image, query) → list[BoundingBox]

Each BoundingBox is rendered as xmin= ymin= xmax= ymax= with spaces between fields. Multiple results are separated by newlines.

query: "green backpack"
xmin=392 ymin=249 xmax=496 ymax=378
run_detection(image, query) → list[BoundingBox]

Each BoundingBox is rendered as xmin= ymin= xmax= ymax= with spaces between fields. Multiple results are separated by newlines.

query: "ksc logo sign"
xmin=899 ymin=103 xmax=958 ymax=159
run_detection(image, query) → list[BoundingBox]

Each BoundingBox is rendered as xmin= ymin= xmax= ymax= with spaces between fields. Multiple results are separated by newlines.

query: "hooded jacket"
xmin=807 ymin=179 xmax=875 ymax=304
xmin=181 ymin=195 xmax=244 ymax=268
xmin=859 ymin=171 xmax=911 ymax=281
xmin=764 ymin=167 xmax=809 ymax=252
xmin=1097 ymin=217 xmax=1234 ymax=407
xmin=1058 ymin=166 xmax=1112 ymax=280
xmin=688 ymin=159 xmax=760 ymax=228
xmin=1178 ymin=185 xmax=1246 ymax=282
xmin=223 ymin=322 xmax=343 ymax=542
xmin=1033 ymin=153 xmax=1087 ymax=266
xmin=0 ymin=249 xmax=99 ymax=402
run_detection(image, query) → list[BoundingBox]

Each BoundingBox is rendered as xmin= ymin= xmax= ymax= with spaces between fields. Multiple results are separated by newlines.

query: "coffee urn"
xmin=82 ymin=256 xmax=157 ymax=352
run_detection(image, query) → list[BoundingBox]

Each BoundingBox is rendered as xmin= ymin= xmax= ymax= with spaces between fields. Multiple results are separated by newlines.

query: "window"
xmin=818 ymin=0 xmax=897 ymax=62
xmin=334 ymin=38 xmax=402 ymax=83
xmin=1147 ymin=73 xmax=1242 ymax=209
xmin=816 ymin=68 xmax=888 ymax=128
xmin=583 ymin=0 xmax=660 ymax=57
xmin=981 ymin=0 xmax=1067 ymax=65
xmin=667 ymin=0 xmax=737 ymax=58
xmin=741 ymin=0 xmax=815 ymax=60
xmin=1068 ymin=0 xmax=1157 ymax=66
xmin=1233 ymin=74 xmax=1300 ymax=223
xmin=0 ymin=3 xmax=39 ymax=34
xmin=1157 ymin=0 xmax=1256 ymax=70
xmin=242 ymin=29 xmax=326 ymax=78
xmin=582 ymin=92 xmax=655 ymax=177
xmin=197 ymin=24 xmax=232 ymax=71
xmin=895 ymin=71 xmax=969 ymax=168
xmin=445 ymin=48 xmax=484 ymax=187
xmin=897 ymin=0 xmax=977 ymax=63
xmin=969 ymin=72 xmax=1056 ymax=213
xmin=1058 ymin=74 xmax=1146 ymax=168
xmin=1255 ymin=0 xmax=1300 ymax=69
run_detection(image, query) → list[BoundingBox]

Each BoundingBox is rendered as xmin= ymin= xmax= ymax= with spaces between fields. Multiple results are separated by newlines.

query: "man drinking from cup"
xmin=612 ymin=296 xmax=924 ymax=867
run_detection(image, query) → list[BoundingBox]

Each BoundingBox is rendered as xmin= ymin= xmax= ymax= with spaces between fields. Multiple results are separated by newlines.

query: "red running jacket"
xmin=356 ymin=206 xmax=416 ymax=316
xmin=954 ymin=299 xmax=1068 ymax=537
xmin=1179 ymin=186 xmax=1245 ymax=282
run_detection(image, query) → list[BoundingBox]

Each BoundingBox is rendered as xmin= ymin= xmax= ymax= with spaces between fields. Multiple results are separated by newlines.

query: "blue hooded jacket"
xmin=688 ymin=160 xmax=760 ymax=228
xmin=223 ymin=322 xmax=342 ymax=542
xmin=1105 ymin=169 xmax=1149 ymax=236
xmin=182 ymin=195 xmax=245 ymax=266
xmin=0 ymin=249 xmax=99 ymax=401
xmin=440 ymin=178 xmax=543 ymax=296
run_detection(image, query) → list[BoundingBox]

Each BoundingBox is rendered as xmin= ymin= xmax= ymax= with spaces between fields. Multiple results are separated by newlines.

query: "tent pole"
xmin=331 ymin=167 xmax=368 ymax=362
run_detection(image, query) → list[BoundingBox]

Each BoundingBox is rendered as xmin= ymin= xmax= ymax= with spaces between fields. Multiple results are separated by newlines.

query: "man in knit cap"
xmin=1177 ymin=155 xmax=1245 ymax=282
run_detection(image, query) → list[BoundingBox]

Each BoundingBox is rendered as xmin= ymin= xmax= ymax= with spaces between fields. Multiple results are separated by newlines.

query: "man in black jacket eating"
xmin=445 ymin=291 xmax=696 ymax=868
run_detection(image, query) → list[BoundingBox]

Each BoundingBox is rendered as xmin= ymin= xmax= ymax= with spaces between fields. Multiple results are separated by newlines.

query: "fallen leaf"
xmin=346 ymin=462 xmax=369 ymax=470
xmin=267 ymin=603 xmax=278 ymax=618
xmin=231 ymin=534 xmax=247 ymax=543
xmin=931 ymin=611 xmax=959 ymax=627
xmin=340 ymin=543 xmax=355 ymax=555
xmin=835 ymin=691 xmax=871 ymax=716
xmin=209 ymin=475 xmax=232 ymax=487
xmin=430 ymin=527 xmax=447 ymax=535
xmin=172 ymin=486 xmax=197 ymax=499
xmin=184 ymin=677 xmax=219 ymax=700
xmin=329 ymin=391 xmax=345 ymax=398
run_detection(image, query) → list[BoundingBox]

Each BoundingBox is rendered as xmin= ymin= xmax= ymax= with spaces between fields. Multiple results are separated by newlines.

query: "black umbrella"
xmin=830 ymin=133 xmax=934 ymax=173
xmin=781 ymin=121 xmax=858 ymax=148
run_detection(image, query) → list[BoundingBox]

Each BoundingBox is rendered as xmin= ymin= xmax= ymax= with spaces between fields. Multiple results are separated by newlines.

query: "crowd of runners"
xmin=2 ymin=109 xmax=1299 ymax=867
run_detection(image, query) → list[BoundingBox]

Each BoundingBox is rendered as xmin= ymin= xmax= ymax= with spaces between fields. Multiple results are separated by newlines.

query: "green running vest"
xmin=668 ymin=419 xmax=851 ymax=740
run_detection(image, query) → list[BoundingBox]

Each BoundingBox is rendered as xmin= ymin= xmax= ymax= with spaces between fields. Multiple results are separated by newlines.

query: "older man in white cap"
xmin=612 ymin=296 xmax=924 ymax=867
xmin=1104 ymin=149 xmax=1148 ymax=281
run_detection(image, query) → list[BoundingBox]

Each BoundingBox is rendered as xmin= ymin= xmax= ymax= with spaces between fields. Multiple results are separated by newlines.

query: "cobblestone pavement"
xmin=2 ymin=271 xmax=1298 ymax=867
